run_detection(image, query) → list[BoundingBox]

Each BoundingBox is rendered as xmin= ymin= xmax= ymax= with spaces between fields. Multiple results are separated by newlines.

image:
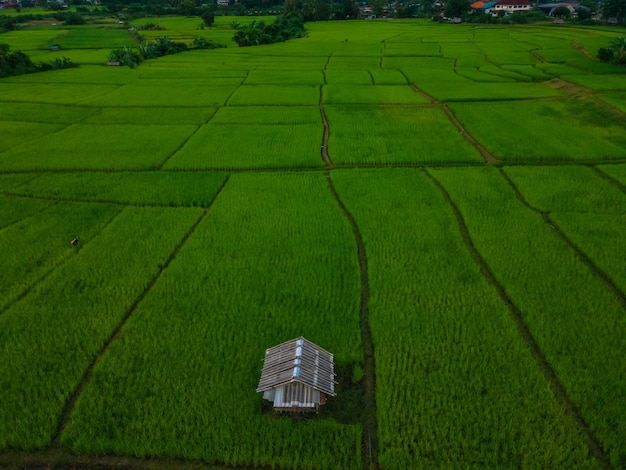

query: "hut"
xmin=256 ymin=337 xmax=336 ymax=412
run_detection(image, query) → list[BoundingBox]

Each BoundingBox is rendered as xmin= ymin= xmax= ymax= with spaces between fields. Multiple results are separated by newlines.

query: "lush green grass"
xmin=0 ymin=202 xmax=122 ymax=311
xmin=0 ymin=206 xmax=203 ymax=449
xmin=0 ymin=194 xmax=53 ymax=229
xmin=83 ymin=106 xmax=216 ymax=125
xmin=449 ymin=100 xmax=626 ymax=161
xmin=503 ymin=165 xmax=626 ymax=293
xmin=54 ymin=27 xmax=136 ymax=49
xmin=323 ymin=84 xmax=429 ymax=105
xmin=0 ymin=121 xmax=65 ymax=153
xmin=597 ymin=92 xmax=626 ymax=113
xmin=598 ymin=163 xmax=626 ymax=185
xmin=210 ymin=105 xmax=320 ymax=124
xmin=325 ymin=105 xmax=482 ymax=165
xmin=0 ymin=124 xmax=197 ymax=171
xmin=6 ymin=172 xmax=228 ymax=207
xmin=164 ymin=122 xmax=324 ymax=169
xmin=331 ymin=168 xmax=597 ymax=469
xmin=226 ymin=85 xmax=320 ymax=106
xmin=0 ymin=83 xmax=121 ymax=104
xmin=0 ymin=102 xmax=96 ymax=124
xmin=60 ymin=173 xmax=363 ymax=468
xmin=432 ymin=167 xmax=626 ymax=468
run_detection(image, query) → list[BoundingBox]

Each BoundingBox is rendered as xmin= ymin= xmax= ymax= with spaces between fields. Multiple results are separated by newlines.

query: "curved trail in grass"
xmin=425 ymin=168 xmax=611 ymax=470
xmin=398 ymin=71 xmax=500 ymax=165
xmin=592 ymin=165 xmax=626 ymax=194
xmin=325 ymin=172 xmax=378 ymax=470
xmin=51 ymin=176 xmax=230 ymax=446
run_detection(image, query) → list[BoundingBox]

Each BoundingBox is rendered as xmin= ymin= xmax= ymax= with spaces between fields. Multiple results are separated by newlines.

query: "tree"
xmin=552 ymin=5 xmax=570 ymax=18
xmin=604 ymin=0 xmax=626 ymax=24
xmin=201 ymin=9 xmax=215 ymax=26
xmin=445 ymin=0 xmax=469 ymax=17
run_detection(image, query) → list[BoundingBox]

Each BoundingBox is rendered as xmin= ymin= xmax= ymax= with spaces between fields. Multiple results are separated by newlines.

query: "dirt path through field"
xmin=425 ymin=168 xmax=610 ymax=470
xmin=401 ymin=74 xmax=500 ymax=165
xmin=325 ymin=172 xmax=378 ymax=470
xmin=51 ymin=176 xmax=230 ymax=446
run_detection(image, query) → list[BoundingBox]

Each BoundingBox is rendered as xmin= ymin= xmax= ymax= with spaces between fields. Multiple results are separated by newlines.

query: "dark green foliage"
xmin=597 ymin=36 xmax=626 ymax=65
xmin=0 ymin=16 xmax=20 ymax=33
xmin=192 ymin=36 xmax=225 ymax=49
xmin=109 ymin=35 xmax=224 ymax=67
xmin=0 ymin=43 xmax=76 ymax=78
xmin=552 ymin=5 xmax=571 ymax=17
xmin=136 ymin=22 xmax=165 ymax=30
xmin=55 ymin=11 xmax=86 ymax=24
xmin=232 ymin=12 xmax=305 ymax=47
xmin=0 ymin=43 xmax=37 ymax=77
xmin=445 ymin=0 xmax=469 ymax=17
xmin=201 ymin=9 xmax=215 ymax=27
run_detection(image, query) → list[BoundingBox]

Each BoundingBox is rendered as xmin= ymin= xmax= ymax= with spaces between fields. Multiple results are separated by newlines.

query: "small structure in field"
xmin=256 ymin=337 xmax=335 ymax=412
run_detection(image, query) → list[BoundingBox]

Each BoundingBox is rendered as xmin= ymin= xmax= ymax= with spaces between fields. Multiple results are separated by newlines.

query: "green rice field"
xmin=1 ymin=16 xmax=625 ymax=470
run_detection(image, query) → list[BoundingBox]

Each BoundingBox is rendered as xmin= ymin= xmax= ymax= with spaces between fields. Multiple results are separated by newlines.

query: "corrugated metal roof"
xmin=256 ymin=337 xmax=336 ymax=396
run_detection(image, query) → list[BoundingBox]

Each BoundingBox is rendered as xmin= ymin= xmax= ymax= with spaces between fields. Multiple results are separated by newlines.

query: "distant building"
xmin=493 ymin=0 xmax=532 ymax=14
xmin=256 ymin=337 xmax=336 ymax=412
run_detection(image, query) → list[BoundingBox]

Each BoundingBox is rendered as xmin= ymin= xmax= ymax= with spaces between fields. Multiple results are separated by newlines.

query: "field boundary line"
xmin=592 ymin=165 xmax=626 ymax=194
xmin=325 ymin=172 xmax=378 ymax=470
xmin=156 ymin=124 xmax=203 ymax=170
xmin=499 ymin=168 xmax=626 ymax=307
xmin=51 ymin=175 xmax=230 ymax=446
xmin=0 ymin=200 xmax=57 ymax=233
xmin=319 ymin=87 xmax=333 ymax=167
xmin=0 ymin=191 xmax=205 ymax=209
xmin=0 ymin=206 xmax=123 ymax=318
xmin=398 ymin=71 xmax=499 ymax=164
xmin=425 ymin=168 xmax=610 ymax=469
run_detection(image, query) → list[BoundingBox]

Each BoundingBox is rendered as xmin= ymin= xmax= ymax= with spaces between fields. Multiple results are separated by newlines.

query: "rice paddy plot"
xmin=226 ymin=85 xmax=319 ymax=106
xmin=323 ymin=85 xmax=429 ymax=105
xmin=83 ymin=83 xmax=238 ymax=107
xmin=0 ymin=206 xmax=203 ymax=450
xmin=0 ymin=29 xmax=67 ymax=51
xmin=368 ymin=69 xmax=407 ymax=85
xmin=83 ymin=106 xmax=216 ymax=125
xmin=244 ymin=70 xmax=324 ymax=86
xmin=0 ymin=124 xmax=197 ymax=171
xmin=211 ymin=106 xmax=320 ymax=125
xmin=0 ymin=83 xmax=121 ymax=105
xmin=597 ymin=92 xmax=626 ymax=113
xmin=54 ymin=27 xmax=136 ymax=49
xmin=137 ymin=66 xmax=247 ymax=81
xmin=164 ymin=122 xmax=323 ymax=170
xmin=0 ymin=202 xmax=122 ymax=312
xmin=598 ymin=163 xmax=626 ymax=185
xmin=324 ymin=69 xmax=373 ymax=85
xmin=500 ymin=65 xmax=553 ymax=81
xmin=0 ymin=121 xmax=65 ymax=153
xmin=448 ymin=100 xmax=626 ymax=162
xmin=477 ymin=64 xmax=532 ymax=82
xmin=432 ymin=167 xmax=626 ymax=469
xmin=0 ymin=102 xmax=96 ymax=124
xmin=0 ymin=194 xmax=52 ymax=229
xmin=325 ymin=105 xmax=482 ymax=165
xmin=562 ymin=74 xmax=626 ymax=92
xmin=382 ymin=41 xmax=441 ymax=57
xmin=503 ymin=165 xmax=626 ymax=293
xmin=455 ymin=67 xmax=513 ymax=83
xmin=60 ymin=173 xmax=362 ymax=469
xmin=0 ymin=65 xmax=140 ymax=85
xmin=8 ymin=172 xmax=228 ymax=207
xmin=330 ymin=168 xmax=596 ymax=469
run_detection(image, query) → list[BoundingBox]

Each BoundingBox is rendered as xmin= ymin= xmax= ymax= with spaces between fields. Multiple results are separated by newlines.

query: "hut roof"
xmin=256 ymin=337 xmax=335 ymax=396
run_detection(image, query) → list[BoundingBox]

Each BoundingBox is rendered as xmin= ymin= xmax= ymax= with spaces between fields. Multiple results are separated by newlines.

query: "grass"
xmin=432 ymin=166 xmax=626 ymax=468
xmin=60 ymin=173 xmax=363 ymax=468
xmin=323 ymin=84 xmax=429 ymax=105
xmin=164 ymin=122 xmax=324 ymax=170
xmin=0 ymin=124 xmax=197 ymax=171
xmin=449 ymin=100 xmax=626 ymax=162
xmin=325 ymin=105 xmax=482 ymax=165
xmin=6 ymin=172 xmax=228 ymax=207
xmin=330 ymin=168 xmax=597 ymax=469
